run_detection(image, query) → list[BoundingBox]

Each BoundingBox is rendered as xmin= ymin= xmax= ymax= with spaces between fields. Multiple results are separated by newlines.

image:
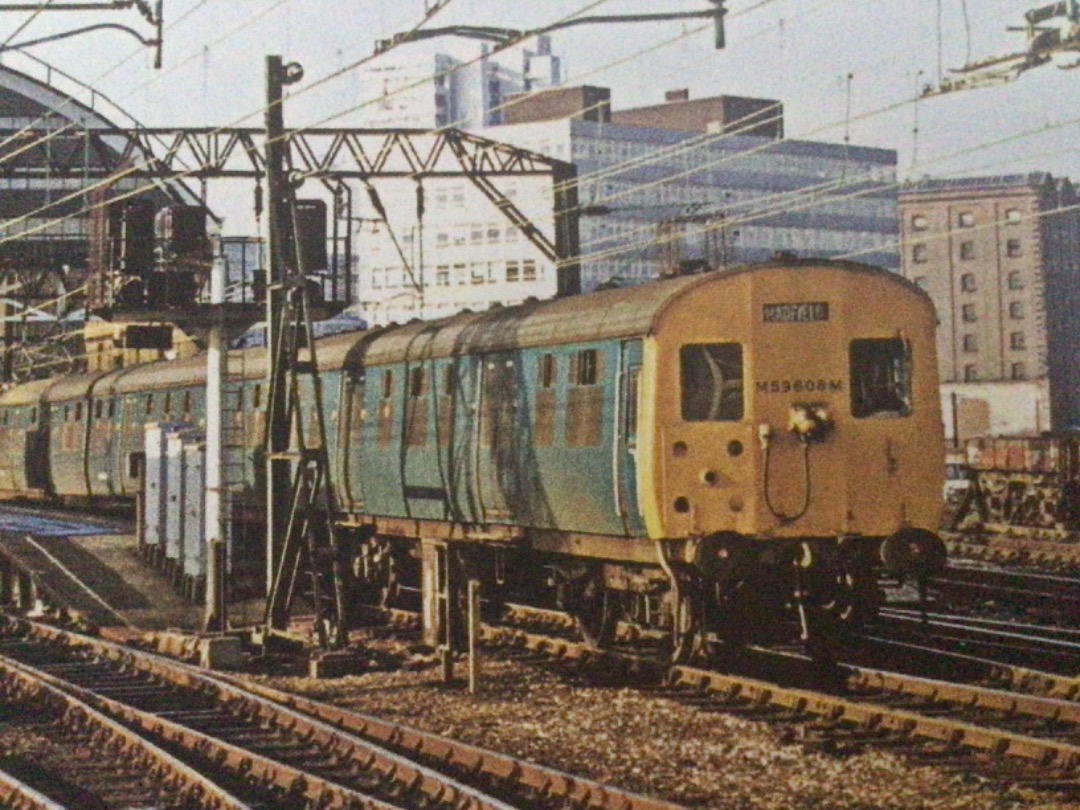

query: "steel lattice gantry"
xmin=0 ymin=126 xmax=581 ymax=282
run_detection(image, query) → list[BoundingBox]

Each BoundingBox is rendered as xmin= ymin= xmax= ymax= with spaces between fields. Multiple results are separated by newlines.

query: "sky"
xmin=0 ymin=0 xmax=1074 ymax=233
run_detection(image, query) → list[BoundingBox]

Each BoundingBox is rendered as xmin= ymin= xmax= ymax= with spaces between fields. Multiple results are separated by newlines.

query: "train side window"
xmin=680 ymin=344 xmax=743 ymax=422
xmin=164 ymin=392 xmax=172 ymax=414
xmin=63 ymin=405 xmax=70 ymax=422
xmin=382 ymin=370 xmax=394 ymax=399
xmin=30 ymin=407 xmax=36 ymax=425
xmin=408 ymin=367 xmax=425 ymax=397
xmin=145 ymin=394 xmax=154 ymax=416
xmin=253 ymin=384 xmax=262 ymax=409
xmin=850 ymin=338 xmax=912 ymax=419
xmin=570 ymin=349 xmax=599 ymax=386
xmin=107 ymin=400 xmax=116 ymax=418
xmin=182 ymin=390 xmax=192 ymax=414
xmin=94 ymin=400 xmax=103 ymax=419
xmin=441 ymin=365 xmax=454 ymax=395
xmin=538 ymin=353 xmax=555 ymax=388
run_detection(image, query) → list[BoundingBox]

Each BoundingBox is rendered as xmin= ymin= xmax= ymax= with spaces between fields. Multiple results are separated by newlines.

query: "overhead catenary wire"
xmin=0 ymin=0 xmax=1058 ymax=308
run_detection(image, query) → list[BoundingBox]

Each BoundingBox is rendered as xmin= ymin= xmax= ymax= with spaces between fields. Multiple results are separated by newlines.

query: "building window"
xmin=1008 ymin=271 xmax=1024 ymax=290
xmin=523 ymin=259 xmax=537 ymax=282
xmin=1011 ymin=362 xmax=1027 ymax=380
xmin=506 ymin=261 xmax=520 ymax=282
xmin=958 ymin=211 xmax=975 ymax=228
xmin=1005 ymin=208 xmax=1022 ymax=224
xmin=486 ymin=226 xmax=501 ymax=243
xmin=912 ymin=243 xmax=928 ymax=263
xmin=910 ymin=214 xmax=928 ymax=231
xmin=436 ymin=266 xmax=450 ymax=286
xmin=960 ymin=273 xmax=976 ymax=292
xmin=963 ymin=334 xmax=977 ymax=352
xmin=962 ymin=304 xmax=977 ymax=323
xmin=964 ymin=364 xmax=978 ymax=382
xmin=959 ymin=241 xmax=975 ymax=260
xmin=1009 ymin=301 xmax=1024 ymax=319
xmin=1006 ymin=238 xmax=1022 ymax=258
xmin=1010 ymin=332 xmax=1026 ymax=350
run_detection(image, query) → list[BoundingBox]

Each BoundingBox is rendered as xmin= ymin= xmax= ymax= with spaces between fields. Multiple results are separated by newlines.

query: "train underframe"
xmin=340 ymin=524 xmax=946 ymax=662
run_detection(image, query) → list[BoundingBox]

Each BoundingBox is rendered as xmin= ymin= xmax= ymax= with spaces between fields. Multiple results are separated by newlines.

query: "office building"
xmin=900 ymin=173 xmax=1080 ymax=438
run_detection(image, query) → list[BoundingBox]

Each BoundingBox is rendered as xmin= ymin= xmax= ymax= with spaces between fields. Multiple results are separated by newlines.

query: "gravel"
xmin=248 ymin=639 xmax=1079 ymax=810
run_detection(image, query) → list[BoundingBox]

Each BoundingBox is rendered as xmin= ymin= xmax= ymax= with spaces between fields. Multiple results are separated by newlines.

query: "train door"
xmin=339 ymin=369 xmax=365 ymax=513
xmin=474 ymin=351 xmax=517 ymax=522
xmin=26 ymin=396 xmax=49 ymax=492
xmin=400 ymin=360 xmax=449 ymax=520
xmin=615 ymin=339 xmax=644 ymax=535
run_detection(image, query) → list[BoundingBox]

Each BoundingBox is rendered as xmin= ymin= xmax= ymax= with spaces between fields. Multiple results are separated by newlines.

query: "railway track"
xmin=0 ymin=639 xmax=249 ymax=809
xmin=945 ymin=531 xmax=1080 ymax=570
xmin=876 ymin=606 xmax=1080 ymax=672
xmin=0 ymin=616 xmax=684 ymax=810
xmin=929 ymin=561 xmax=1080 ymax=619
xmin=479 ymin=606 xmax=1080 ymax=789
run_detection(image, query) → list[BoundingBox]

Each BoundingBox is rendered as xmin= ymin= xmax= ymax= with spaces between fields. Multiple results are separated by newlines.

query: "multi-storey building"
xmin=899 ymin=173 xmax=1080 ymax=439
xmin=360 ymin=37 xmax=560 ymax=129
xmin=356 ymin=83 xmax=900 ymax=324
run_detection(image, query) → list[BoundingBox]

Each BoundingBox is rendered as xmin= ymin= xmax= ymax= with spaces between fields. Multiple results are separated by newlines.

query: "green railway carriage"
xmin=0 ymin=259 xmax=947 ymax=657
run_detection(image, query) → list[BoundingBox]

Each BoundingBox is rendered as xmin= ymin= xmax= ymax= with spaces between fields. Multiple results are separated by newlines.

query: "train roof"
xmin=349 ymin=259 xmax=927 ymax=364
xmin=0 ymin=377 xmax=55 ymax=407
xmin=0 ymin=259 xmax=927 ymax=404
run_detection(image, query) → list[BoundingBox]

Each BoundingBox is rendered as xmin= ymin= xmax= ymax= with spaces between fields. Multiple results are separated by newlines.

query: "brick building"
xmin=899 ymin=173 xmax=1080 ymax=439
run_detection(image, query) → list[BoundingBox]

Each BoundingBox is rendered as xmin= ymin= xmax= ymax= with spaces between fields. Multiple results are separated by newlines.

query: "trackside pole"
xmin=204 ymin=256 xmax=227 ymax=633
xmin=468 ymin=579 xmax=480 ymax=694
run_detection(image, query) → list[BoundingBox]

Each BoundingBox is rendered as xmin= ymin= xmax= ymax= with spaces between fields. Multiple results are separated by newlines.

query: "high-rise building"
xmin=899 ymin=173 xmax=1080 ymax=438
xmin=356 ymin=83 xmax=900 ymax=325
xmin=360 ymin=37 xmax=560 ymax=130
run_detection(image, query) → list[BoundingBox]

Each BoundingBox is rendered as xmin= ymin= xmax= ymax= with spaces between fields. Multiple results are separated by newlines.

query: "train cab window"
xmin=680 ymin=344 xmax=744 ymax=422
xmin=538 ymin=354 xmax=555 ymax=388
xmin=850 ymin=338 xmax=912 ymax=419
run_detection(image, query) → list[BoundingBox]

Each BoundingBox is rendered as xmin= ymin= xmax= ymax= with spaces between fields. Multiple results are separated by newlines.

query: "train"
xmin=0 ymin=257 xmax=946 ymax=658
xmin=948 ymin=434 xmax=1080 ymax=537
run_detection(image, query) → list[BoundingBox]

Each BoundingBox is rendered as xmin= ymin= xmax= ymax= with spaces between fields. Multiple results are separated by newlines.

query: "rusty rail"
xmin=4 ymin=618 xmax=683 ymax=810
xmin=217 ymin=674 xmax=687 ymax=810
xmin=945 ymin=533 xmax=1080 ymax=569
xmin=0 ymin=773 xmax=67 ymax=810
xmin=0 ymin=649 xmax=252 ymax=810
xmin=479 ymin=623 xmax=1080 ymax=774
